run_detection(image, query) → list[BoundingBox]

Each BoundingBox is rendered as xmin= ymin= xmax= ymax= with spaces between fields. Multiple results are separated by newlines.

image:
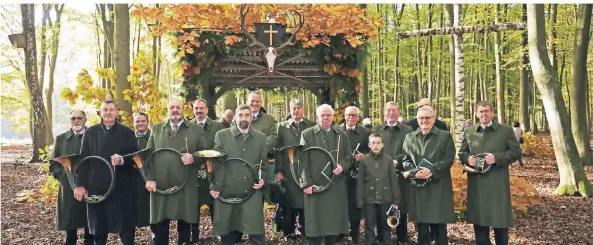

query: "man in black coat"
xmin=74 ymin=101 xmax=138 ymax=245
xmin=405 ymin=98 xmax=448 ymax=131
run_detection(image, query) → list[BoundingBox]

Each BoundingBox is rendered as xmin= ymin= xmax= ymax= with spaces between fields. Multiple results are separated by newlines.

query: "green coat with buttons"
xmin=275 ymin=117 xmax=316 ymax=209
xmin=459 ymin=121 xmax=521 ymax=228
xmin=402 ymin=127 xmax=456 ymax=224
xmin=356 ymin=152 xmax=400 ymax=208
xmin=50 ymin=129 xmax=87 ymax=230
xmin=145 ymin=119 xmax=206 ymax=224
xmin=211 ymin=126 xmax=268 ymax=235
xmin=372 ymin=123 xmax=414 ymax=213
xmin=340 ymin=124 xmax=370 ymax=221
xmin=300 ymin=124 xmax=353 ymax=237
xmin=192 ymin=117 xmax=224 ymax=206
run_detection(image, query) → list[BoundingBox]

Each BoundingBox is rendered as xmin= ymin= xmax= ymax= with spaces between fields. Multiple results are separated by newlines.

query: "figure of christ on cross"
xmin=264 ymin=24 xmax=278 ymax=46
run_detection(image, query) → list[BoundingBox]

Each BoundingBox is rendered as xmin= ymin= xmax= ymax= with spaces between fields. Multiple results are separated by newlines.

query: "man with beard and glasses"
xmin=300 ymin=104 xmax=353 ymax=245
xmin=274 ymin=99 xmax=316 ymax=239
xmin=75 ymin=101 xmax=138 ymax=245
xmin=50 ymin=110 xmax=93 ymax=245
xmin=190 ymin=99 xmax=223 ymax=243
xmin=220 ymin=109 xmax=234 ymax=129
xmin=402 ymin=106 xmax=455 ymax=245
xmin=338 ymin=106 xmax=370 ymax=244
xmin=372 ymin=102 xmax=413 ymax=245
xmin=459 ymin=101 xmax=521 ymax=245
xmin=210 ymin=104 xmax=268 ymax=245
xmin=131 ymin=112 xmax=155 ymax=242
xmin=144 ymin=99 xmax=206 ymax=245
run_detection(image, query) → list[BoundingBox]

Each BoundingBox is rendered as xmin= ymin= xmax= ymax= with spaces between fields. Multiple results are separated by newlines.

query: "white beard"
xmin=72 ymin=125 xmax=83 ymax=132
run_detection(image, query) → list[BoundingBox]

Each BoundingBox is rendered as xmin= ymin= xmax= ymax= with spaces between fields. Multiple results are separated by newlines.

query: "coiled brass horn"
xmin=386 ymin=205 xmax=400 ymax=228
xmin=461 ymin=153 xmax=491 ymax=174
xmin=194 ymin=150 xmax=225 ymax=183
xmin=277 ymin=145 xmax=301 ymax=186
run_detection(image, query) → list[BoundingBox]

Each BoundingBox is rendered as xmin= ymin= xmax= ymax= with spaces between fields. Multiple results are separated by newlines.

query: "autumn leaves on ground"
xmin=2 ymin=135 xmax=592 ymax=245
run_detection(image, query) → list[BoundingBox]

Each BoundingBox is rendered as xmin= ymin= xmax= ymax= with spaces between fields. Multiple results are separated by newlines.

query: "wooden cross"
xmin=263 ymin=24 xmax=278 ymax=46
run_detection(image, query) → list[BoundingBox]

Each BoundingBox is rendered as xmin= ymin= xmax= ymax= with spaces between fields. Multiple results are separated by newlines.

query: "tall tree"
xmin=46 ymin=4 xmax=65 ymax=146
xmin=494 ymin=4 xmax=505 ymax=124
xmin=113 ymin=4 xmax=132 ymax=114
xmin=445 ymin=4 xmax=456 ymax=135
xmin=450 ymin=4 xmax=465 ymax=149
xmin=21 ymin=4 xmax=48 ymax=162
xmin=38 ymin=5 xmax=53 ymax=145
xmin=520 ymin=5 xmax=531 ymax=132
xmin=570 ymin=4 xmax=593 ymax=166
xmin=527 ymin=4 xmax=592 ymax=197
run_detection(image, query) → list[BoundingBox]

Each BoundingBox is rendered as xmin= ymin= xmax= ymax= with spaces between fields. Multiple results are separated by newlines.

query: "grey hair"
xmin=235 ymin=104 xmax=252 ymax=116
xmin=385 ymin=101 xmax=400 ymax=110
xmin=344 ymin=106 xmax=360 ymax=116
xmin=223 ymin=109 xmax=234 ymax=117
xmin=316 ymin=104 xmax=334 ymax=115
xmin=192 ymin=99 xmax=208 ymax=107
xmin=248 ymin=91 xmax=262 ymax=98
xmin=289 ymin=98 xmax=304 ymax=108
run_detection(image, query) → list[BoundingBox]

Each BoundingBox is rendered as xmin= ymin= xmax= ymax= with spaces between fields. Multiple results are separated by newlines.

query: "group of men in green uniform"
xmin=50 ymin=92 xmax=520 ymax=245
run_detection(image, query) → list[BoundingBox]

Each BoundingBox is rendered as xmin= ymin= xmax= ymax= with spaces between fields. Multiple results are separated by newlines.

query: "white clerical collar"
xmin=72 ymin=128 xmax=85 ymax=135
xmin=480 ymin=121 xmax=493 ymax=129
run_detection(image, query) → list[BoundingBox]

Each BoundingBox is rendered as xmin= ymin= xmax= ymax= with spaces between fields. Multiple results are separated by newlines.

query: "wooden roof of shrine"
xmin=210 ymin=49 xmax=330 ymax=90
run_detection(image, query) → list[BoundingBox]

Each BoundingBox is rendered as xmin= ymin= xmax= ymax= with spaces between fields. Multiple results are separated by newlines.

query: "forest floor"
xmin=1 ymin=137 xmax=593 ymax=245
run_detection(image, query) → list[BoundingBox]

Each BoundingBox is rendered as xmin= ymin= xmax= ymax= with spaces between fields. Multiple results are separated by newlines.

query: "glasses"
xmin=345 ymin=114 xmax=359 ymax=118
xmin=70 ymin=117 xmax=85 ymax=121
xmin=418 ymin=116 xmax=433 ymax=121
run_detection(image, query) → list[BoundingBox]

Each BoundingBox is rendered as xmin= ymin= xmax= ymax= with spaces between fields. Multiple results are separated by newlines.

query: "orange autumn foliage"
xmin=131 ymin=4 xmax=383 ymax=58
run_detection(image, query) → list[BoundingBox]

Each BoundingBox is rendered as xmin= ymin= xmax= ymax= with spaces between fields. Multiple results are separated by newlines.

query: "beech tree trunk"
xmin=527 ymin=4 xmax=592 ymax=197
xmin=113 ymin=4 xmax=132 ymax=115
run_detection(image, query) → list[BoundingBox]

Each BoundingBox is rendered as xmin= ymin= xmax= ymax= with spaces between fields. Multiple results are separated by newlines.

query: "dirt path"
xmin=1 ymin=144 xmax=592 ymax=244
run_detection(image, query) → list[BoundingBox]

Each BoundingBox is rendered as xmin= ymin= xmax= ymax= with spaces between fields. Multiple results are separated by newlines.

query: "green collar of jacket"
xmin=413 ymin=126 xmax=440 ymax=137
xmin=287 ymin=117 xmax=314 ymax=128
xmin=313 ymin=124 xmax=340 ymax=135
xmin=163 ymin=118 xmax=190 ymax=129
xmin=472 ymin=120 xmax=500 ymax=132
xmin=231 ymin=125 xmax=255 ymax=138
xmin=379 ymin=123 xmax=402 ymax=131
xmin=66 ymin=127 xmax=86 ymax=139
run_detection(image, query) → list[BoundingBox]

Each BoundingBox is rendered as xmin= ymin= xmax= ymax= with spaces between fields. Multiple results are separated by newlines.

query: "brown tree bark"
xmin=113 ymin=4 xmax=132 ymax=115
xmin=21 ymin=4 xmax=49 ymax=162
xmin=527 ymin=4 xmax=592 ymax=197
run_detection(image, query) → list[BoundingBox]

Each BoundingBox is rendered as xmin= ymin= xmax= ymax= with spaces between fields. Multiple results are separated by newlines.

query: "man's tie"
xmin=173 ymin=124 xmax=179 ymax=136
xmin=199 ymin=122 xmax=204 ymax=127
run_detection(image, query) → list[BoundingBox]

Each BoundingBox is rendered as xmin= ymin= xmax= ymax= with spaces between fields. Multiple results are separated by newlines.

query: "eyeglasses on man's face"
xmin=70 ymin=116 xmax=85 ymax=121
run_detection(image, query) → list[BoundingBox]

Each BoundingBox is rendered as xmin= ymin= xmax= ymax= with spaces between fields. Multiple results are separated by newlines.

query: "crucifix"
xmin=263 ymin=25 xmax=278 ymax=46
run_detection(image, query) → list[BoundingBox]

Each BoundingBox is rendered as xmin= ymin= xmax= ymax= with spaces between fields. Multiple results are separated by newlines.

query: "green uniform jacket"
xmin=251 ymin=111 xmax=278 ymax=153
xmin=402 ymin=127 xmax=456 ymax=224
xmin=356 ymin=152 xmax=400 ymax=208
xmin=145 ymin=119 xmax=206 ymax=224
xmin=192 ymin=117 xmax=224 ymax=206
xmin=49 ymin=129 xmax=87 ymax=230
xmin=211 ymin=126 xmax=268 ymax=235
xmin=220 ymin=119 xmax=232 ymax=129
xmin=300 ymin=125 xmax=353 ymax=237
xmin=459 ymin=121 xmax=521 ymax=228
xmin=133 ymin=130 xmax=151 ymax=227
xmin=372 ymin=123 xmax=413 ymax=213
xmin=340 ymin=124 xmax=370 ymax=221
xmin=274 ymin=117 xmax=316 ymax=209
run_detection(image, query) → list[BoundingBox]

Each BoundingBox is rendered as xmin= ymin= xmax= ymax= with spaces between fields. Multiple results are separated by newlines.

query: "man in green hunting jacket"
xmin=356 ymin=133 xmax=400 ymax=245
xmin=459 ymin=101 xmax=521 ymax=245
xmin=248 ymin=91 xmax=278 ymax=181
xmin=274 ymin=98 xmax=316 ymax=238
xmin=210 ymin=104 xmax=268 ymax=245
xmin=339 ymin=105 xmax=370 ymax=243
xmin=50 ymin=110 xmax=93 ymax=245
xmin=402 ymin=106 xmax=456 ymax=245
xmin=300 ymin=104 xmax=353 ymax=245
xmin=144 ymin=100 xmax=207 ymax=245
xmin=372 ymin=102 xmax=413 ymax=244
xmin=190 ymin=99 xmax=224 ymax=243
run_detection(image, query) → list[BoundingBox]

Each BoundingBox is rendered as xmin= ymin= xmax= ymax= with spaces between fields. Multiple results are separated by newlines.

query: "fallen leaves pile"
xmin=2 ymin=140 xmax=592 ymax=244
